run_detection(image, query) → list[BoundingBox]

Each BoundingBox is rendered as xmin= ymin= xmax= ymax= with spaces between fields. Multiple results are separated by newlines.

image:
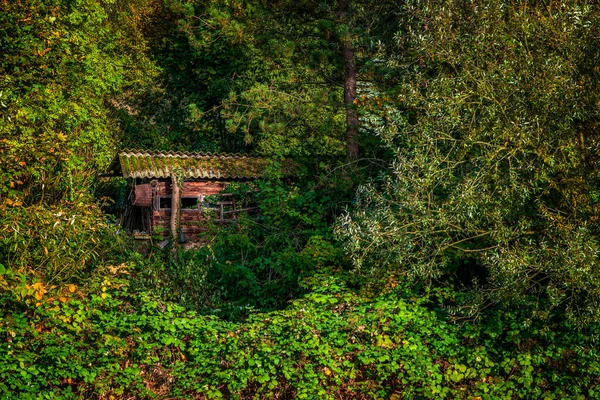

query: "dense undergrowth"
xmin=2 ymin=264 xmax=599 ymax=399
xmin=130 ymin=177 xmax=348 ymax=321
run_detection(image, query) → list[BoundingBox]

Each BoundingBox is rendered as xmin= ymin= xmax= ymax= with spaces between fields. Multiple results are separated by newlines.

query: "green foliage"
xmin=0 ymin=0 xmax=155 ymax=287
xmin=0 ymin=0 xmax=154 ymax=205
xmin=0 ymin=0 xmax=154 ymax=285
xmin=0 ymin=197 xmax=129 ymax=284
xmin=142 ymin=0 xmax=394 ymax=156
xmin=185 ymin=0 xmax=347 ymax=156
xmin=112 ymin=0 xmax=248 ymax=152
xmin=338 ymin=0 xmax=600 ymax=325
xmin=1 ymin=267 xmax=599 ymax=399
xmin=132 ymin=175 xmax=348 ymax=320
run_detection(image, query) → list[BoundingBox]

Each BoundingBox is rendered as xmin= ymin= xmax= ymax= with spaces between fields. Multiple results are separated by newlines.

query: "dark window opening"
xmin=159 ymin=197 xmax=171 ymax=209
xmin=182 ymin=197 xmax=200 ymax=210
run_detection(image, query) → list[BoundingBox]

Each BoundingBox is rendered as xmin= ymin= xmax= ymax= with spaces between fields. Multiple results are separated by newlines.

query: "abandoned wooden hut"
xmin=103 ymin=150 xmax=271 ymax=241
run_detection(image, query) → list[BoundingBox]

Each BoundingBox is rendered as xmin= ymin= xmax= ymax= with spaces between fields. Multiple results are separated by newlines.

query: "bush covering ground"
xmin=1 ymin=264 xmax=599 ymax=399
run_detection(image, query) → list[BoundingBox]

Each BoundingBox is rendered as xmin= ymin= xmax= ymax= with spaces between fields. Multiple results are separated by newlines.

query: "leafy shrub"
xmin=0 ymin=198 xmax=128 ymax=284
xmin=2 ymin=268 xmax=599 ymax=399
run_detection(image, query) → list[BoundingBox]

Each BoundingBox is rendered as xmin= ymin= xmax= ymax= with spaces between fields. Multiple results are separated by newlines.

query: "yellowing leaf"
xmin=67 ymin=284 xmax=77 ymax=293
xmin=43 ymin=247 xmax=48 ymax=256
xmin=57 ymin=132 xmax=67 ymax=141
xmin=36 ymin=47 xmax=51 ymax=57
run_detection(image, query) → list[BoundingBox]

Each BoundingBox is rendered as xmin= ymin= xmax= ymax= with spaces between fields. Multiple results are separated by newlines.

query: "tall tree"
xmin=338 ymin=0 xmax=600 ymax=325
xmin=161 ymin=0 xmax=400 ymax=159
xmin=336 ymin=0 xmax=358 ymax=158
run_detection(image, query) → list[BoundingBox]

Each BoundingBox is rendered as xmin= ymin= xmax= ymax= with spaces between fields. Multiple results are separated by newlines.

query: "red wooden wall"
xmin=151 ymin=181 xmax=228 ymax=240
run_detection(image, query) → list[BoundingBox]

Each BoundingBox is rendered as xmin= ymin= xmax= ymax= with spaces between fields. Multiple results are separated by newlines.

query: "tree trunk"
xmin=170 ymin=174 xmax=181 ymax=254
xmin=338 ymin=0 xmax=359 ymax=159
xmin=343 ymin=42 xmax=359 ymax=159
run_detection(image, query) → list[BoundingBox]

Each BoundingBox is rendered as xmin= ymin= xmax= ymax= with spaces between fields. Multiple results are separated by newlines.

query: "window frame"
xmin=157 ymin=196 xmax=203 ymax=211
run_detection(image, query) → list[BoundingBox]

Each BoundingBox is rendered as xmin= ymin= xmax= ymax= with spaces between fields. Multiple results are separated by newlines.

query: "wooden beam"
xmin=170 ymin=174 xmax=181 ymax=254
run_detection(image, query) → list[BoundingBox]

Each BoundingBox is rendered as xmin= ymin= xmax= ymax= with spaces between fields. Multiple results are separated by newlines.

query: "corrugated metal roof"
xmin=106 ymin=150 xmax=272 ymax=180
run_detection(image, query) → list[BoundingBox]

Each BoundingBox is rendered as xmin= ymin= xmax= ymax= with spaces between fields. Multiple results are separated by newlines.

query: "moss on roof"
xmin=106 ymin=150 xmax=273 ymax=180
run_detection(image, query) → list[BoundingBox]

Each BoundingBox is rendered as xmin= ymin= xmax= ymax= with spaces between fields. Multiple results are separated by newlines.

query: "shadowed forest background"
xmin=1 ymin=0 xmax=600 ymax=398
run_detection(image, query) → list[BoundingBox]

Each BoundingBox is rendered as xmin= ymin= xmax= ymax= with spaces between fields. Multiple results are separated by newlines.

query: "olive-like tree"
xmin=338 ymin=0 xmax=600 ymax=325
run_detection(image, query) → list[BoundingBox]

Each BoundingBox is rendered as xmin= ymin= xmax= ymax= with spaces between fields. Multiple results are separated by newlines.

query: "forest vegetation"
xmin=1 ymin=0 xmax=600 ymax=398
